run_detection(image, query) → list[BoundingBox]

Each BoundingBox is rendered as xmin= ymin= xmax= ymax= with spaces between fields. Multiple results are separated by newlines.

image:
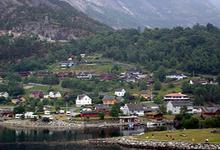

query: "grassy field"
xmin=136 ymin=129 xmax=220 ymax=143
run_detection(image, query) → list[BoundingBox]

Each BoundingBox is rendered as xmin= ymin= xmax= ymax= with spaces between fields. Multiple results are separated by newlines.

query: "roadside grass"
xmin=163 ymin=115 xmax=175 ymax=121
xmin=136 ymin=128 xmax=220 ymax=143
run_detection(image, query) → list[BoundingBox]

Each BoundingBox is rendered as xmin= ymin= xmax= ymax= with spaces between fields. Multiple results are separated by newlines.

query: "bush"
xmin=98 ymin=112 xmax=105 ymax=120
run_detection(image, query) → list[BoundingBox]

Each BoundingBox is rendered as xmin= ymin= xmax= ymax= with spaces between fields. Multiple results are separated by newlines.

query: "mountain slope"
xmin=0 ymin=0 xmax=110 ymax=40
xmin=63 ymin=0 xmax=220 ymax=29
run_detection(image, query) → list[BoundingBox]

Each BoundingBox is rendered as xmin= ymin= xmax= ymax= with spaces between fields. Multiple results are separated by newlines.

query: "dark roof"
xmin=77 ymin=94 xmax=88 ymax=100
xmin=169 ymin=101 xmax=193 ymax=107
xmin=202 ymin=107 xmax=220 ymax=113
xmin=115 ymin=88 xmax=125 ymax=92
xmin=32 ymin=91 xmax=44 ymax=94
xmin=102 ymin=95 xmax=116 ymax=100
xmin=95 ymin=104 xmax=109 ymax=110
xmin=126 ymin=104 xmax=144 ymax=111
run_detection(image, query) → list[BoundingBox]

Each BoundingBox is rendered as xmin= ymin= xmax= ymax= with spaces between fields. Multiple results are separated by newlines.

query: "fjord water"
xmin=0 ymin=126 xmax=146 ymax=150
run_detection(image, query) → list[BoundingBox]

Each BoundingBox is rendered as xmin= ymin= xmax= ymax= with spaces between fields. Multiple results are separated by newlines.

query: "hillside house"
xmin=59 ymin=61 xmax=74 ymax=68
xmin=166 ymin=101 xmax=193 ymax=114
xmin=0 ymin=109 xmax=14 ymax=117
xmin=114 ymin=88 xmax=126 ymax=97
xmin=201 ymin=107 xmax=220 ymax=118
xmin=80 ymin=111 xmax=97 ymax=118
xmin=95 ymin=104 xmax=110 ymax=115
xmin=0 ymin=92 xmax=9 ymax=98
xmin=48 ymin=91 xmax=62 ymax=99
xmin=56 ymin=72 xmax=75 ymax=78
xmin=102 ymin=95 xmax=117 ymax=105
xmin=76 ymin=94 xmax=92 ymax=107
xmin=30 ymin=91 xmax=44 ymax=99
xmin=121 ymin=104 xmax=145 ymax=116
xmin=145 ymin=112 xmax=163 ymax=121
xmin=76 ymin=72 xmax=92 ymax=80
xmin=18 ymin=71 xmax=31 ymax=77
xmin=166 ymin=74 xmax=187 ymax=80
xmin=100 ymin=73 xmax=114 ymax=81
xmin=164 ymin=93 xmax=190 ymax=101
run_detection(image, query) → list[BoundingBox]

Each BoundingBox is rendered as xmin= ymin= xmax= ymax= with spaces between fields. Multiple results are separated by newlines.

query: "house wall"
xmin=76 ymin=96 xmax=92 ymax=107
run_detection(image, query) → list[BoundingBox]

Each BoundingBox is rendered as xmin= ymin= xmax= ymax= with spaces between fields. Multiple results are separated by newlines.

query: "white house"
xmin=0 ymin=92 xmax=9 ymax=98
xmin=166 ymin=74 xmax=187 ymax=80
xmin=166 ymin=101 xmax=193 ymax=114
xmin=76 ymin=72 xmax=92 ymax=80
xmin=121 ymin=104 xmax=144 ymax=116
xmin=114 ymin=88 xmax=126 ymax=97
xmin=164 ymin=93 xmax=190 ymax=101
xmin=75 ymin=94 xmax=92 ymax=107
xmin=49 ymin=91 xmax=62 ymax=99
xmin=24 ymin=112 xmax=38 ymax=119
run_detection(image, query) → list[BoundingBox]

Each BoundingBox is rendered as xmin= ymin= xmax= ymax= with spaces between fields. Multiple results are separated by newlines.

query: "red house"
xmin=31 ymin=91 xmax=44 ymax=99
xmin=201 ymin=107 xmax=220 ymax=118
xmin=100 ymin=73 xmax=114 ymax=81
xmin=80 ymin=111 xmax=98 ymax=118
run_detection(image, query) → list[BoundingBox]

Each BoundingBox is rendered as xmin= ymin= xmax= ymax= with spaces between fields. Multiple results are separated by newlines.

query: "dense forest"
xmin=0 ymin=24 xmax=220 ymax=75
xmin=73 ymin=24 xmax=220 ymax=75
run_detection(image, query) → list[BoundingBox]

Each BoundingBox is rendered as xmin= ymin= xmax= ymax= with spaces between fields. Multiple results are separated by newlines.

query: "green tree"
xmin=14 ymin=105 xmax=25 ymax=114
xmin=158 ymin=104 xmax=167 ymax=114
xmin=154 ymin=67 xmax=166 ymax=82
xmin=153 ymin=80 xmax=161 ymax=90
xmin=110 ymin=104 xmax=120 ymax=117
xmin=98 ymin=112 xmax=105 ymax=120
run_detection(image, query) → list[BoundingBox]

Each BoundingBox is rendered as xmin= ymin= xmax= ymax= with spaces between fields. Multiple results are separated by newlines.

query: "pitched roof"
xmin=77 ymin=94 xmax=88 ymax=100
xmin=165 ymin=93 xmax=187 ymax=97
xmin=115 ymin=88 xmax=125 ymax=92
xmin=126 ymin=104 xmax=144 ymax=111
xmin=95 ymin=104 xmax=109 ymax=110
xmin=201 ymin=107 xmax=220 ymax=113
xmin=169 ymin=101 xmax=193 ymax=107
xmin=102 ymin=95 xmax=116 ymax=100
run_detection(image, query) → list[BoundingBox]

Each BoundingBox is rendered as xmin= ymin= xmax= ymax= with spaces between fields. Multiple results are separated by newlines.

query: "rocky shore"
xmin=0 ymin=119 xmax=129 ymax=130
xmin=89 ymin=138 xmax=220 ymax=150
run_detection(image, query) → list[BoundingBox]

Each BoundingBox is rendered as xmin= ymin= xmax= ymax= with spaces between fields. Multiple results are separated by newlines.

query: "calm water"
xmin=0 ymin=125 xmax=147 ymax=150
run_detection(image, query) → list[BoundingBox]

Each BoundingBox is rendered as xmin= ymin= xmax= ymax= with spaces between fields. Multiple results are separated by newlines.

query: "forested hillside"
xmin=1 ymin=24 xmax=220 ymax=75
xmin=74 ymin=24 xmax=220 ymax=75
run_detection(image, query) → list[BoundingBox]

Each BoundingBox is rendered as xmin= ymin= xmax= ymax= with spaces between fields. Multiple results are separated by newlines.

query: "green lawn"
xmin=136 ymin=129 xmax=220 ymax=143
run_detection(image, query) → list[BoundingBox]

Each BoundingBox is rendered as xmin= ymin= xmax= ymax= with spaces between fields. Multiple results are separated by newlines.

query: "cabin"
xmin=56 ymin=72 xmax=75 ymax=78
xmin=164 ymin=93 xmax=190 ymax=101
xmin=0 ymin=109 xmax=14 ymax=117
xmin=102 ymin=95 xmax=117 ymax=105
xmin=76 ymin=72 xmax=92 ymax=80
xmin=121 ymin=104 xmax=145 ymax=116
xmin=30 ymin=91 xmax=44 ymax=99
xmin=59 ymin=61 xmax=74 ymax=68
xmin=80 ymin=111 xmax=98 ymax=118
xmin=48 ymin=91 xmax=62 ymax=99
xmin=0 ymin=92 xmax=9 ymax=98
xmin=145 ymin=112 xmax=163 ymax=121
xmin=140 ymin=91 xmax=153 ymax=100
xmin=95 ymin=104 xmax=110 ymax=115
xmin=33 ymin=71 xmax=53 ymax=77
xmin=100 ymin=73 xmax=114 ymax=81
xmin=201 ymin=107 xmax=220 ymax=118
xmin=166 ymin=74 xmax=187 ymax=80
xmin=75 ymin=94 xmax=92 ymax=107
xmin=114 ymin=88 xmax=126 ymax=97
xmin=18 ymin=71 xmax=31 ymax=77
xmin=166 ymin=101 xmax=193 ymax=114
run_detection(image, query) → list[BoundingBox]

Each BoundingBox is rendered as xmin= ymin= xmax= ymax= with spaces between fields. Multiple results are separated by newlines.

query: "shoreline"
xmin=0 ymin=120 xmax=133 ymax=130
xmin=0 ymin=137 xmax=220 ymax=150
